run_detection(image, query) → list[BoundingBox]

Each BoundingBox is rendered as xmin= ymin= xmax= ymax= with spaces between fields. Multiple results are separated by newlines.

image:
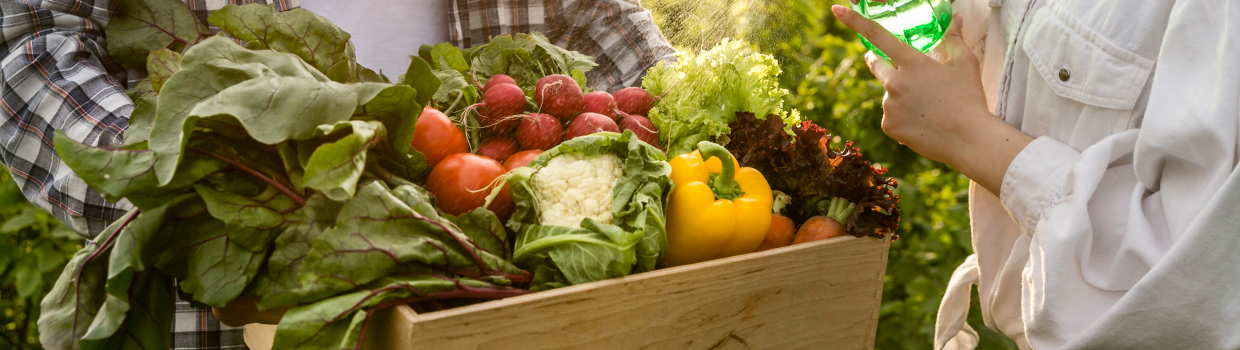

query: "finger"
xmin=832 ymin=5 xmax=923 ymax=65
xmin=865 ymin=51 xmax=897 ymax=86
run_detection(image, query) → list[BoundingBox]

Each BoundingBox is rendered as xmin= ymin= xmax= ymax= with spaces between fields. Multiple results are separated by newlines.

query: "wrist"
xmin=945 ymin=109 xmax=1031 ymax=195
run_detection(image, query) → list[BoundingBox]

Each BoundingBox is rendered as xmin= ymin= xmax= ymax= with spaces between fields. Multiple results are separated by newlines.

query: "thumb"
xmin=940 ymin=14 xmax=977 ymax=66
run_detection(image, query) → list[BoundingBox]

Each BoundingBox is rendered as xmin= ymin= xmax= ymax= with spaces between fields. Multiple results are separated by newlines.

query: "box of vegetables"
xmin=37 ymin=3 xmax=899 ymax=350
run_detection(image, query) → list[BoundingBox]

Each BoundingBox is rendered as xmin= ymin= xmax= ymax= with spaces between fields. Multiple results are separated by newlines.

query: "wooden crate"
xmin=245 ymin=235 xmax=890 ymax=349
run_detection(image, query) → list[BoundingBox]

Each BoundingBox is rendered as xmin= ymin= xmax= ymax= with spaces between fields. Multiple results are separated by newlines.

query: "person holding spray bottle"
xmin=835 ymin=0 xmax=1240 ymax=349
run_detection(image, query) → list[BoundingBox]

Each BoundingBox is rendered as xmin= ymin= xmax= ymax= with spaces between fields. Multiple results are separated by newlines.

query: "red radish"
xmin=504 ymin=150 xmax=543 ymax=170
xmin=409 ymin=106 xmax=468 ymax=165
xmin=516 ymin=113 xmax=563 ymax=150
xmin=619 ymin=114 xmax=659 ymax=148
xmin=473 ymin=83 xmax=525 ymax=133
xmin=425 ymin=153 xmax=512 ymax=218
xmin=482 ymin=74 xmax=517 ymax=92
xmin=615 ymin=87 xmax=654 ymax=116
xmin=565 ymin=112 xmax=620 ymax=140
xmin=535 ymin=74 xmax=585 ymax=122
xmin=583 ymin=91 xmax=619 ymax=121
xmin=477 ymin=136 xmax=519 ymax=161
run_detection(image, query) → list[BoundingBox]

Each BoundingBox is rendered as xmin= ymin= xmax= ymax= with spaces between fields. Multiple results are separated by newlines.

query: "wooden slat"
xmin=378 ymin=235 xmax=890 ymax=350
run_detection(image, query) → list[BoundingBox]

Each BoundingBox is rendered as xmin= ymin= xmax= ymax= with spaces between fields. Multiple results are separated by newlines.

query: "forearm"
xmin=944 ymin=109 xmax=1032 ymax=197
xmin=548 ymin=0 xmax=678 ymax=91
xmin=0 ymin=1 xmax=134 ymax=238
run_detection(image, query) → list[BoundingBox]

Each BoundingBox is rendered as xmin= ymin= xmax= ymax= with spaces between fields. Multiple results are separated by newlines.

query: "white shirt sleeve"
xmin=998 ymin=0 xmax=1240 ymax=347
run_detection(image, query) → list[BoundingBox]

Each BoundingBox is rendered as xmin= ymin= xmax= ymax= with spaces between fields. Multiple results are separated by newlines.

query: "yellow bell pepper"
xmin=662 ymin=141 xmax=773 ymax=267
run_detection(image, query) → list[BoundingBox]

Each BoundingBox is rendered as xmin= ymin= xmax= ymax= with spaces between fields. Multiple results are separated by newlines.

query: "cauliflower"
xmin=529 ymin=152 xmax=625 ymax=228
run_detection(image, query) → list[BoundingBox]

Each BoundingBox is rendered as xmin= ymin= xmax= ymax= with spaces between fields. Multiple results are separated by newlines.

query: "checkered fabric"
xmin=1 ymin=1 xmax=674 ymax=349
xmin=172 ymin=293 xmax=249 ymax=350
xmin=451 ymin=0 xmax=677 ymax=91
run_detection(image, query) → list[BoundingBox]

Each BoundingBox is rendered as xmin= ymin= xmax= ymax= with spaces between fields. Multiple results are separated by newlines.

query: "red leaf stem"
xmin=188 ymin=146 xmax=307 ymax=207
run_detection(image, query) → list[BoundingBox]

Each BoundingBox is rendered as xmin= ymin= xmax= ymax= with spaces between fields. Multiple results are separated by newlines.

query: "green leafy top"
xmin=465 ymin=33 xmax=597 ymax=90
xmin=642 ymin=39 xmax=798 ymax=155
xmin=208 ymin=4 xmax=382 ymax=83
xmin=105 ymin=0 xmax=211 ymax=70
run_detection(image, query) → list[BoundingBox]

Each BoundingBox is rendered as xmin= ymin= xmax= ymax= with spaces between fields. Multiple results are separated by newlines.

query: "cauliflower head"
xmin=529 ymin=152 xmax=625 ymax=228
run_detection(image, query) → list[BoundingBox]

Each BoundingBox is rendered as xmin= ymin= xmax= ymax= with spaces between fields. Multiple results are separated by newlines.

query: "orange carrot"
xmin=792 ymin=216 xmax=846 ymax=244
xmin=756 ymin=213 xmax=796 ymax=251
xmin=792 ymin=197 xmax=855 ymax=244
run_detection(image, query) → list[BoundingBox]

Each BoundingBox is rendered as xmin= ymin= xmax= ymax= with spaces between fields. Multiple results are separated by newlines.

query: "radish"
xmin=535 ymin=74 xmax=585 ymax=123
xmin=565 ymin=112 xmax=620 ymax=140
xmin=477 ymin=136 xmax=519 ymax=161
xmin=615 ymin=87 xmax=654 ymax=117
xmin=516 ymin=113 xmax=563 ymax=150
xmin=470 ymin=83 xmax=525 ymax=134
xmin=482 ymin=74 xmax=517 ymax=92
xmin=583 ymin=91 xmax=619 ymax=121
xmin=619 ymin=114 xmax=659 ymax=148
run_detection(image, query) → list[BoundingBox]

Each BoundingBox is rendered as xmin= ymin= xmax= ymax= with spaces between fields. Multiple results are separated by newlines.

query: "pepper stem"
xmin=697 ymin=141 xmax=743 ymax=200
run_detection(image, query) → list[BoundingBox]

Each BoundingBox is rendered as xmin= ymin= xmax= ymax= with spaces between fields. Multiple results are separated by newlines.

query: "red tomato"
xmin=410 ymin=106 xmax=468 ymax=165
xmin=425 ymin=153 xmax=513 ymax=218
xmin=503 ymin=150 xmax=544 ymax=170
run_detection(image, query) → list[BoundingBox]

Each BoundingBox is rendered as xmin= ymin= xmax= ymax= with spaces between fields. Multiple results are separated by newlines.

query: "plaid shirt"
xmin=1 ymin=0 xmax=674 ymax=349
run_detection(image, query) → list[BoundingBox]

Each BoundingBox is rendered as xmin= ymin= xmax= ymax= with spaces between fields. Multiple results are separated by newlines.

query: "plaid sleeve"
xmin=449 ymin=0 xmax=678 ymax=92
xmin=172 ymin=293 xmax=249 ymax=350
xmin=0 ymin=0 xmax=134 ymax=239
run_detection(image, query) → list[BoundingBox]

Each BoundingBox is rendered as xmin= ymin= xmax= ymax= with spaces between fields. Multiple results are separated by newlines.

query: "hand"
xmin=831 ymin=5 xmax=1031 ymax=195
xmin=211 ymin=295 xmax=290 ymax=327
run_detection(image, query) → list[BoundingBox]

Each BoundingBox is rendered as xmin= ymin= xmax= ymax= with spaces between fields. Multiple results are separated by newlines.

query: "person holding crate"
xmin=0 ymin=0 xmax=675 ymax=349
xmin=835 ymin=0 xmax=1240 ymax=349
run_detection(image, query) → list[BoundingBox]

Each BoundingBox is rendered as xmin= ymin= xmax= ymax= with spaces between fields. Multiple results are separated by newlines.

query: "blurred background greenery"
xmin=0 ymin=1 xmax=1016 ymax=348
xmin=644 ymin=0 xmax=1017 ymax=348
xmin=0 ymin=167 xmax=83 ymax=349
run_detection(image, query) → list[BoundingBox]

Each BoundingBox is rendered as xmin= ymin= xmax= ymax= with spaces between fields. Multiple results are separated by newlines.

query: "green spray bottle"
xmin=850 ymin=0 xmax=953 ymax=58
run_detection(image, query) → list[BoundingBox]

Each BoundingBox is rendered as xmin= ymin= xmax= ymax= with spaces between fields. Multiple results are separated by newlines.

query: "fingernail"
xmin=954 ymin=13 xmax=962 ymax=26
xmin=832 ymin=5 xmax=846 ymax=18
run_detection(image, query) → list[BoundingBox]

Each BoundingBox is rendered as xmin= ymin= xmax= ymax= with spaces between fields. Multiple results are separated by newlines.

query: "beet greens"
xmin=38 ymin=4 xmax=530 ymax=350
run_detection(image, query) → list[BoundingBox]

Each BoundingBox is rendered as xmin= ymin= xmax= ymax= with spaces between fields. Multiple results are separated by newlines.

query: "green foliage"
xmin=0 ymin=166 xmax=84 ymax=349
xmin=642 ymin=39 xmax=793 ymax=155
xmin=648 ymin=0 xmax=1017 ymax=348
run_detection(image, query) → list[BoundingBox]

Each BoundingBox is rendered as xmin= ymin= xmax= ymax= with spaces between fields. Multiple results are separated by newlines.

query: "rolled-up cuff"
xmin=999 ymin=136 xmax=1080 ymax=234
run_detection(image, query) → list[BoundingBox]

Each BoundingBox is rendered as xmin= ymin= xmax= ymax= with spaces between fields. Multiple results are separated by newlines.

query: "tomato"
xmin=425 ymin=153 xmax=513 ymax=218
xmin=503 ymin=150 xmax=544 ymax=170
xmin=410 ymin=106 xmax=468 ymax=165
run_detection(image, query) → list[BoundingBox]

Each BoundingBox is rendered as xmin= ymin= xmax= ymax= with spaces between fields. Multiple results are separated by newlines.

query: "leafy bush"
xmin=0 ymin=166 xmax=83 ymax=349
xmin=646 ymin=0 xmax=1017 ymax=348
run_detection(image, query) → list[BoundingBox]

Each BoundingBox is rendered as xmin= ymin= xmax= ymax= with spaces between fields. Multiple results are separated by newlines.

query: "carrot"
xmin=792 ymin=197 xmax=855 ymax=245
xmin=792 ymin=216 xmax=845 ymax=244
xmin=756 ymin=213 xmax=796 ymax=251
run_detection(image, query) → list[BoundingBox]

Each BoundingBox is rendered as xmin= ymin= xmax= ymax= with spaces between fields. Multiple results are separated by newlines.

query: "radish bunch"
xmin=462 ymin=73 xmax=662 ymax=164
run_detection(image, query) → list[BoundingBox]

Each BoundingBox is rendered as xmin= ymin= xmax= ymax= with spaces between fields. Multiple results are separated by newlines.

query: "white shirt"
xmin=298 ymin=0 xmax=450 ymax=77
xmin=934 ymin=0 xmax=1240 ymax=349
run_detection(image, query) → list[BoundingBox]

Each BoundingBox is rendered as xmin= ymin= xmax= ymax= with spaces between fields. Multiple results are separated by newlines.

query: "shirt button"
xmin=1059 ymin=68 xmax=1071 ymax=82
